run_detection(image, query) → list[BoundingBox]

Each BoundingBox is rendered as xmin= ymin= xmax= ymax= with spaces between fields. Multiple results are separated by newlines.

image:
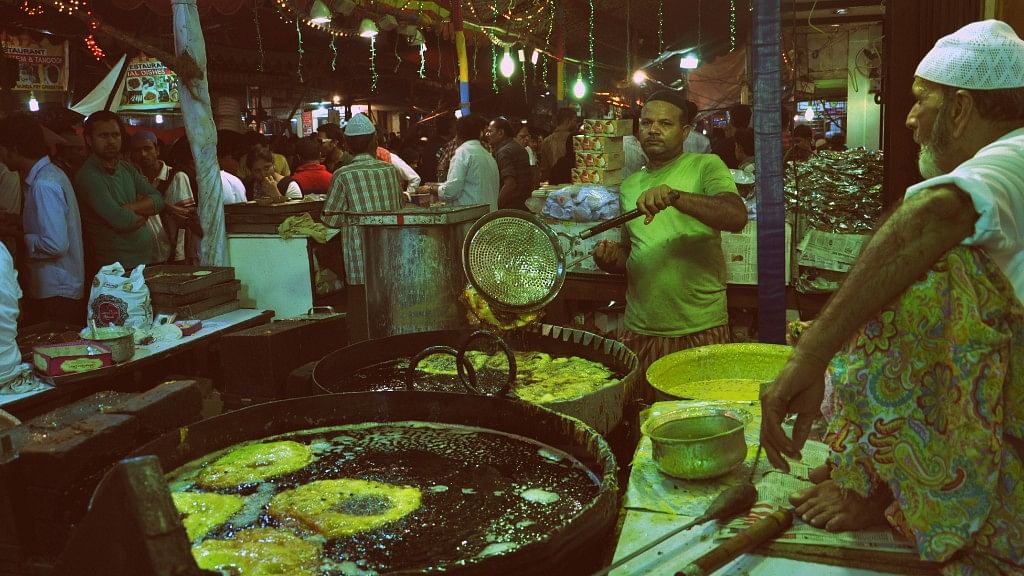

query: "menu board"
xmin=120 ymin=54 xmax=180 ymax=110
xmin=0 ymin=31 xmax=69 ymax=92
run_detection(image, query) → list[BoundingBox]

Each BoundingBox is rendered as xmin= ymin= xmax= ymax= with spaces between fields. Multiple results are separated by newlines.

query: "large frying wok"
xmin=107 ymin=392 xmax=618 ymax=576
xmin=311 ymin=324 xmax=640 ymax=437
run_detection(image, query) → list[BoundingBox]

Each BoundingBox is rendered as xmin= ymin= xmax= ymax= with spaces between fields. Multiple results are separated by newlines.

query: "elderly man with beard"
xmin=592 ymin=90 xmax=747 ymax=386
xmin=760 ymin=21 xmax=1024 ymax=574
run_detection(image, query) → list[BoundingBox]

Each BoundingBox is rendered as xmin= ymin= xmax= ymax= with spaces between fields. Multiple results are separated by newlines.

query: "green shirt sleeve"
xmin=700 ymin=154 xmax=739 ymax=196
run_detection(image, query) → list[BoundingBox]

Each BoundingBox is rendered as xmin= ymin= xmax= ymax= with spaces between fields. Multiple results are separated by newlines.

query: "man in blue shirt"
xmin=0 ymin=114 xmax=84 ymax=325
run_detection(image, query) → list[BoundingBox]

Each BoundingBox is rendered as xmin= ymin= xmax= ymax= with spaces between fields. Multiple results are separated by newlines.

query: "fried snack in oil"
xmin=269 ymin=479 xmax=421 ymax=538
xmin=197 ymin=440 xmax=314 ymax=489
xmin=413 ymin=350 xmax=617 ymax=403
xmin=171 ymin=492 xmax=244 ymax=541
xmin=191 ymin=527 xmax=320 ymax=576
xmin=461 ymin=286 xmax=541 ymax=331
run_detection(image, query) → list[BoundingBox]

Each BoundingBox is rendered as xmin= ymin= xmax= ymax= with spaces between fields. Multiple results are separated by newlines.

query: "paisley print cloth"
xmin=826 ymin=247 xmax=1024 ymax=575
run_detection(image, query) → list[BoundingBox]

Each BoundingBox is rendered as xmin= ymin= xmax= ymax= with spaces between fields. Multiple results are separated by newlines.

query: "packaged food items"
xmin=573 ymin=135 xmax=624 ymax=154
xmin=581 ymin=119 xmax=633 ymax=137
xmin=572 ymin=167 xmax=624 ymax=185
xmin=574 ymin=150 xmax=625 ymax=170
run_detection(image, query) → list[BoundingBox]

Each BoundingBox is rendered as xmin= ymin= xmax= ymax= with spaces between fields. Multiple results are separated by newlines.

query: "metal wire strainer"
xmin=462 ymin=210 xmax=566 ymax=313
xmin=464 ymin=195 xmax=678 ymax=313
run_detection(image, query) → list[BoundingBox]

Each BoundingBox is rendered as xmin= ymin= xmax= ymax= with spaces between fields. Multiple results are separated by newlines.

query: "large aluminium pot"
xmin=130 ymin=392 xmax=619 ymax=575
xmin=311 ymin=324 xmax=639 ymax=437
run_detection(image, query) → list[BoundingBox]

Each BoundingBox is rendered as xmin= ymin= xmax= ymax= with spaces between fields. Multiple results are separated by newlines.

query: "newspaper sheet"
xmin=797 ymin=230 xmax=868 ymax=272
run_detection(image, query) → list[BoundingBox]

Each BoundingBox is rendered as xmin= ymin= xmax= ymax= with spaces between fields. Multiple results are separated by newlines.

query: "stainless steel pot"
xmin=641 ymin=407 xmax=752 ymax=480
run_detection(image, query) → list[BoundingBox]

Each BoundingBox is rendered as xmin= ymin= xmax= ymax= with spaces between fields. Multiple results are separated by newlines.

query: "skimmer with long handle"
xmin=462 ymin=192 xmax=679 ymax=313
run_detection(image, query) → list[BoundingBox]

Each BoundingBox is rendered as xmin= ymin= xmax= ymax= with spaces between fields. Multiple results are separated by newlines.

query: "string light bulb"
xmin=499 ymin=49 xmax=515 ymax=78
xmin=531 ymin=49 xmax=540 ymax=65
xmin=28 ymin=92 xmax=39 ymax=112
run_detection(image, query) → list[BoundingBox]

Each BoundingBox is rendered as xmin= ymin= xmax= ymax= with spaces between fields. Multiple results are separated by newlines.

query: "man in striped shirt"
xmin=322 ymin=113 xmax=403 ymax=342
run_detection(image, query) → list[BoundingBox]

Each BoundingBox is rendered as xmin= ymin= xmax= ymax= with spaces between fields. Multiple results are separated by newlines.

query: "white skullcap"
xmin=344 ymin=113 xmax=376 ymax=136
xmin=915 ymin=20 xmax=1024 ymax=90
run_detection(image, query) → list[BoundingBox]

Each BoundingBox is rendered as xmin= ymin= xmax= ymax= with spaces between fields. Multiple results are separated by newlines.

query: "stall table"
xmin=1 ymin=308 xmax=273 ymax=419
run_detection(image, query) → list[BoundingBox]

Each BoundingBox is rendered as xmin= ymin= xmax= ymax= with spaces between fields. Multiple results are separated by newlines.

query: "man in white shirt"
xmin=417 ymin=114 xmax=499 ymax=211
xmin=130 ymin=131 xmax=196 ymax=262
xmin=760 ymin=20 xmax=1024 ymax=573
xmin=0 ymin=146 xmax=21 ymax=215
xmin=377 ymin=147 xmax=421 ymax=197
xmin=683 ymin=101 xmax=711 ymax=153
xmin=0 ymin=242 xmax=19 ymax=380
xmin=0 ymin=114 xmax=84 ymax=324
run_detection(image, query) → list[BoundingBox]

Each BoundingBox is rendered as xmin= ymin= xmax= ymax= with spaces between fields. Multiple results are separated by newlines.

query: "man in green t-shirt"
xmin=593 ymin=91 xmax=747 ymax=385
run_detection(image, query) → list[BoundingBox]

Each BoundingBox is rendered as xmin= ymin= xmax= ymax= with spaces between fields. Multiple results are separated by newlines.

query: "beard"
xmin=916 ymin=101 xmax=954 ymax=179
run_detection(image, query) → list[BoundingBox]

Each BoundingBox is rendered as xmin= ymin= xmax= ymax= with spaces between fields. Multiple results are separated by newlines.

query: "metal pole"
xmin=452 ymin=0 xmax=471 ymax=115
xmin=752 ymin=0 xmax=785 ymax=343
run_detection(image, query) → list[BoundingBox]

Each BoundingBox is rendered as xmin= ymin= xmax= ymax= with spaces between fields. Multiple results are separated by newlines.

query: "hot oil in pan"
xmin=167 ymin=422 xmax=601 ymax=573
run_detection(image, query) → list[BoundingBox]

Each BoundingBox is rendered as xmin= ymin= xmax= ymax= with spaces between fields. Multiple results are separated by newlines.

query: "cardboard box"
xmin=575 ymin=150 xmax=625 ymax=170
xmin=572 ymin=167 xmax=624 ymax=185
xmin=32 ymin=341 xmax=113 ymax=376
xmin=582 ymin=119 xmax=633 ymax=137
xmin=573 ymin=135 xmax=624 ymax=154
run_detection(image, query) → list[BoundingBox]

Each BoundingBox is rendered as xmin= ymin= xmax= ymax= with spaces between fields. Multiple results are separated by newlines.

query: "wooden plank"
xmin=154 ymin=293 xmax=236 ymax=319
xmin=149 ymin=280 xmax=241 ymax=307
xmin=190 ymin=300 xmax=241 ymax=320
xmin=144 ymin=265 xmax=235 ymax=295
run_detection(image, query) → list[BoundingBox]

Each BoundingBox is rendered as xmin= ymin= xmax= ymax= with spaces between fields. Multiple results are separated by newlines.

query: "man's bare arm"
xmin=673 ymin=191 xmax=748 ymax=232
xmin=793 ymin=185 xmax=978 ymax=362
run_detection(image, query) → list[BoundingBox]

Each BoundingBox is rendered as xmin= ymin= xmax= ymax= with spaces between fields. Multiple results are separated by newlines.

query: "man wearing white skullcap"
xmin=762 ymin=20 xmax=1024 ymax=574
xmin=322 ymin=113 xmax=403 ymax=342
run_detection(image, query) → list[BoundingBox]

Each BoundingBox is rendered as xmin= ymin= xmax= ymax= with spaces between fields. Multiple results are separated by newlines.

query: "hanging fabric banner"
xmin=0 ymin=31 xmax=69 ymax=92
xmin=119 ymin=53 xmax=181 ymax=110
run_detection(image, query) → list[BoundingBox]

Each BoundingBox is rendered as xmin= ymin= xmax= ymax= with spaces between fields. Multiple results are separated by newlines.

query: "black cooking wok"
xmin=121 ymin=392 xmax=618 ymax=576
xmin=312 ymin=324 xmax=640 ymax=437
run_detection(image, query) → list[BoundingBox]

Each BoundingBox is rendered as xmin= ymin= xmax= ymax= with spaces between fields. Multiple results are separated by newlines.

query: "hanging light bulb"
xmin=499 ymin=49 xmax=516 ymax=78
xmin=517 ymin=49 xmax=526 ymax=62
xmin=530 ymin=49 xmax=540 ymax=65
xmin=573 ymin=74 xmax=587 ymax=99
xmin=632 ymin=70 xmax=647 ymax=85
xmin=804 ymin=106 xmax=815 ymax=121
xmin=28 ymin=92 xmax=39 ymax=112
xmin=308 ymin=0 xmax=332 ymax=24
xmin=358 ymin=18 xmax=379 ymax=38
xmin=155 ymin=114 xmax=164 ymax=124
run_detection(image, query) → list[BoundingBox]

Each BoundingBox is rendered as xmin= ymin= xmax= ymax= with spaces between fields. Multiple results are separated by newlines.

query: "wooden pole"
xmin=171 ymin=0 xmax=227 ymax=266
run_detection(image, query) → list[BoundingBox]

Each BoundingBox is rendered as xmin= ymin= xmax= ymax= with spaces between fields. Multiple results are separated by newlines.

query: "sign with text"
xmin=1 ymin=31 xmax=68 ymax=92
xmin=120 ymin=54 xmax=180 ymax=111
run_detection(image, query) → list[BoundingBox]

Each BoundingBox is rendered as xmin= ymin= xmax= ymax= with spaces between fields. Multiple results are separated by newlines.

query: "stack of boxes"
xmin=571 ymin=119 xmax=631 ymax=185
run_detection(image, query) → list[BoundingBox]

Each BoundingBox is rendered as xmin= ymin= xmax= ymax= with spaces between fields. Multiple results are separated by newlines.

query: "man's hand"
xmin=415 ymin=184 xmax=435 ymax=195
xmin=636 ymin=184 xmax=677 ymax=224
xmin=593 ymin=240 xmax=627 ymax=273
xmin=759 ymin=351 xmax=830 ymax=472
xmin=164 ymin=203 xmax=192 ymax=222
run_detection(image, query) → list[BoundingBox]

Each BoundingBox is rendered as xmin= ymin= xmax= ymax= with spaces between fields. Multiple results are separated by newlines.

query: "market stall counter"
xmin=1 ymin=308 xmax=274 ymax=419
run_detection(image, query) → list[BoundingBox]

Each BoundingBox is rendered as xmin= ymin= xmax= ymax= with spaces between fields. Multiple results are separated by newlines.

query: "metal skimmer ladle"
xmin=463 ymin=193 xmax=679 ymax=314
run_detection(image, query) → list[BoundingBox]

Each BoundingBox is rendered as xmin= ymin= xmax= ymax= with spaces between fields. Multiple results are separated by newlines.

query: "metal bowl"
xmin=641 ymin=407 xmax=752 ymax=480
xmin=80 ymin=326 xmax=135 ymax=363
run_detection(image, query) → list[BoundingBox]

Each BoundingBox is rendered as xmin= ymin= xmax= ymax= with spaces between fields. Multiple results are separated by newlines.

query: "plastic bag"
xmin=88 ymin=263 xmax=153 ymax=330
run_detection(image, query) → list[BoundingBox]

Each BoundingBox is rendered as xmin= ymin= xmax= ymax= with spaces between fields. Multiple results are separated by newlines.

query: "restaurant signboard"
xmin=0 ymin=31 xmax=69 ymax=92
xmin=120 ymin=54 xmax=180 ymax=111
